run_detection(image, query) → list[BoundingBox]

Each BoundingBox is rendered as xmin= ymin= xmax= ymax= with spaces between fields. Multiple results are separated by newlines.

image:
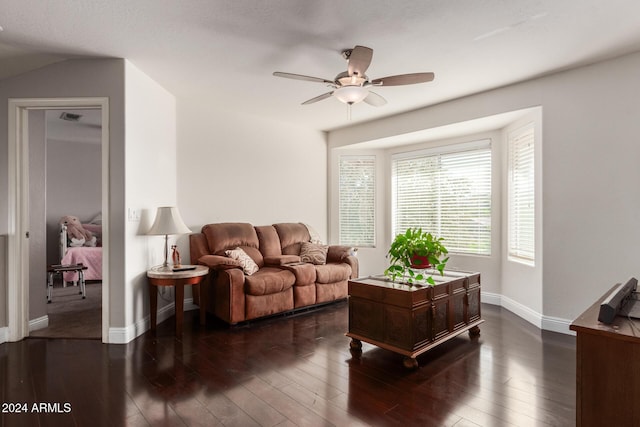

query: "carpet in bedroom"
xmin=30 ymin=281 xmax=102 ymax=339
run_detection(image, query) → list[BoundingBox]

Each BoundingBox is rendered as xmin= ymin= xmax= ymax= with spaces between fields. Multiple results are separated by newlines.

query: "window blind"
xmin=508 ymin=125 xmax=535 ymax=262
xmin=339 ymin=155 xmax=375 ymax=247
xmin=392 ymin=141 xmax=492 ymax=256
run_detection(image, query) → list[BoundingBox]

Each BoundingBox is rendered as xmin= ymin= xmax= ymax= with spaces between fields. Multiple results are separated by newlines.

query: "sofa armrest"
xmin=190 ymin=233 xmax=209 ymax=264
xmin=327 ymin=245 xmax=359 ymax=279
xmin=209 ymin=266 xmax=246 ymax=324
xmin=327 ymin=245 xmax=353 ymax=263
xmin=342 ymin=255 xmax=359 ymax=279
xmin=198 ymin=254 xmax=242 ymax=270
xmin=264 ymin=255 xmax=301 ymax=266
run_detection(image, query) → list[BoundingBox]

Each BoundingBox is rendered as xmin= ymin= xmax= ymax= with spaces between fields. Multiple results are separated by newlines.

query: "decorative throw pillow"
xmin=225 ymin=247 xmax=259 ymax=275
xmin=300 ymin=242 xmax=328 ymax=265
xmin=304 ymin=223 xmax=324 ymax=244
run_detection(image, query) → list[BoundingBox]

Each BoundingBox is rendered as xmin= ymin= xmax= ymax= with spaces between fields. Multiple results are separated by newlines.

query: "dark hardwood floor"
xmin=0 ymin=302 xmax=576 ymax=426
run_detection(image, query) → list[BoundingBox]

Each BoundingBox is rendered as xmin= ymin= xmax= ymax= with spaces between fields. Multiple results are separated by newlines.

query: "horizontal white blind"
xmin=339 ymin=155 xmax=375 ymax=246
xmin=392 ymin=141 xmax=492 ymax=255
xmin=508 ymin=125 xmax=535 ymax=262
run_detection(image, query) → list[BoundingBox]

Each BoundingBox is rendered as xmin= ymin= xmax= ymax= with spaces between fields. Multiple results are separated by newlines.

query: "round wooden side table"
xmin=146 ymin=265 xmax=209 ymax=336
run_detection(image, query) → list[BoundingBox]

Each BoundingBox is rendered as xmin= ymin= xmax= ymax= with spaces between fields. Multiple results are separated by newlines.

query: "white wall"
xmin=123 ymin=61 xmax=177 ymax=341
xmin=329 ymin=51 xmax=640 ymax=331
xmin=176 ymin=102 xmax=328 ymax=258
xmin=46 ymin=135 xmax=102 ymax=266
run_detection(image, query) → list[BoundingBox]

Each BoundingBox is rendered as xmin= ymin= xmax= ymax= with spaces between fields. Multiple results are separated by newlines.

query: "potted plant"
xmin=384 ymin=228 xmax=449 ymax=285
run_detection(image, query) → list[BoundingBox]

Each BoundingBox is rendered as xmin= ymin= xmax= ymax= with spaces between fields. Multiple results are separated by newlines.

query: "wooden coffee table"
xmin=346 ymin=270 xmax=483 ymax=368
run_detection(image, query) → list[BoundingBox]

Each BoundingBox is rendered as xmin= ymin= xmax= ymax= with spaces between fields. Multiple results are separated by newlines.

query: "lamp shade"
xmin=147 ymin=206 xmax=191 ymax=236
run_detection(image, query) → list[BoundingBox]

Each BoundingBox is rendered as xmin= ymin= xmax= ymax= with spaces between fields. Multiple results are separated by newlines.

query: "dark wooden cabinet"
xmin=570 ymin=286 xmax=640 ymax=427
xmin=347 ymin=270 xmax=483 ymax=368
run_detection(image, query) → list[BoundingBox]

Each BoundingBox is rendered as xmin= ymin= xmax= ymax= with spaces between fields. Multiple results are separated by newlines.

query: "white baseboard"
xmin=480 ymin=291 xmax=502 ymax=306
xmin=542 ymin=315 xmax=575 ymax=336
xmin=108 ymin=298 xmax=197 ymax=344
xmin=501 ymin=295 xmax=543 ymax=329
xmin=0 ymin=327 xmax=7 ymax=344
xmin=481 ymin=291 xmax=574 ymax=336
xmin=29 ymin=315 xmax=49 ymax=332
xmin=184 ymin=298 xmax=197 ymax=312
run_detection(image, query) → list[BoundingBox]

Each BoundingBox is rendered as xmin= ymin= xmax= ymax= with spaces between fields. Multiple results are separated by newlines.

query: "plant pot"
xmin=410 ymin=254 xmax=431 ymax=269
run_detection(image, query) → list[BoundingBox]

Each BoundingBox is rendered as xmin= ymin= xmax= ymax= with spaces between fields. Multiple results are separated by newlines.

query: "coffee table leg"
xmin=175 ymin=284 xmax=184 ymax=336
xmin=196 ymin=283 xmax=206 ymax=326
xmin=149 ymin=283 xmax=158 ymax=333
xmin=349 ymin=338 xmax=362 ymax=358
xmin=469 ymin=325 xmax=481 ymax=338
xmin=403 ymin=357 xmax=419 ymax=369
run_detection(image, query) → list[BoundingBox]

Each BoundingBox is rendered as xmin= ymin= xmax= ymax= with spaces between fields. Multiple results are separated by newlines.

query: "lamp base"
xmin=150 ymin=264 xmax=173 ymax=273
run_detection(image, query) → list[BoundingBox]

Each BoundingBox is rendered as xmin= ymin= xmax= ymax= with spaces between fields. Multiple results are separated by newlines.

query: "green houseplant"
xmin=384 ymin=228 xmax=449 ymax=285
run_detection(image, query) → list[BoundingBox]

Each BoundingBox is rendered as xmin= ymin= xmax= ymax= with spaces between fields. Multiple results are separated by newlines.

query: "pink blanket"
xmin=61 ymin=247 xmax=102 ymax=282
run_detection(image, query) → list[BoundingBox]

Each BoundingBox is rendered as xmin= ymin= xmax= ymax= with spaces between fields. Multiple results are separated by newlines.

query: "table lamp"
xmin=147 ymin=206 xmax=191 ymax=271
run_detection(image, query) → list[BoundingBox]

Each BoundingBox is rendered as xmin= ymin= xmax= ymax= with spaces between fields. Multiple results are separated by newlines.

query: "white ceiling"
xmin=1 ymin=1 xmax=640 ymax=132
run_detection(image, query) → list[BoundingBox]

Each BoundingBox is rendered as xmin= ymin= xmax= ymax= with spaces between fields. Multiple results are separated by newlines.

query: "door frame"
xmin=7 ymin=97 xmax=110 ymax=343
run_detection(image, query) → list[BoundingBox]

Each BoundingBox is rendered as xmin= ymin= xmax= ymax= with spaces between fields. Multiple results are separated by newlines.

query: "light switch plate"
xmin=128 ymin=208 xmax=141 ymax=222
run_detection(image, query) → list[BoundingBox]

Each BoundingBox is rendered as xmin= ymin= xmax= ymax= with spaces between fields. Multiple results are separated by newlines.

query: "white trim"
xmin=542 ymin=315 xmax=575 ymax=336
xmin=0 ymin=327 xmax=8 ymax=344
xmin=480 ymin=291 xmax=502 ymax=306
xmin=501 ymin=295 xmax=542 ymax=329
xmin=7 ymin=97 xmax=110 ymax=343
xmin=391 ymin=138 xmax=491 ymax=160
xmin=482 ymin=291 xmax=574 ymax=336
xmin=184 ymin=298 xmax=197 ymax=312
xmin=28 ymin=315 xmax=49 ymax=332
xmin=107 ymin=299 xmax=198 ymax=344
xmin=108 ymin=326 xmax=134 ymax=344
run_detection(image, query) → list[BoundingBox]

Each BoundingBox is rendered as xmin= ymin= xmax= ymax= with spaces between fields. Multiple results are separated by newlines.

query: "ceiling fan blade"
xmin=347 ymin=45 xmax=373 ymax=77
xmin=371 ymin=72 xmax=435 ymax=86
xmin=273 ymin=72 xmax=334 ymax=84
xmin=302 ymin=92 xmax=334 ymax=105
xmin=363 ymin=91 xmax=387 ymax=107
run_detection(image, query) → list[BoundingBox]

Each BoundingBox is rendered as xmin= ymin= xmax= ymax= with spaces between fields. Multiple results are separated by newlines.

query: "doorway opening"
xmin=7 ymin=97 xmax=110 ymax=343
xmin=29 ymin=109 xmax=103 ymax=339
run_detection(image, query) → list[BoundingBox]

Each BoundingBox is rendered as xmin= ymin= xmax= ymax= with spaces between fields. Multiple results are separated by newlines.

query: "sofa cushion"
xmin=255 ymin=225 xmax=282 ymax=257
xmin=315 ymin=263 xmax=352 ymax=284
xmin=244 ymin=267 xmax=295 ymax=296
xmin=225 ymin=247 xmax=259 ymax=275
xmin=300 ymin=242 xmax=328 ymax=265
xmin=273 ymin=223 xmax=310 ymax=255
xmin=263 ymin=255 xmax=301 ymax=266
xmin=282 ymin=262 xmax=316 ymax=286
xmin=203 ymin=223 xmax=264 ymax=267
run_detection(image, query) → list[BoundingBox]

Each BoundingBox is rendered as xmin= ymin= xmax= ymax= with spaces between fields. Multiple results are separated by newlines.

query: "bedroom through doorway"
xmin=29 ymin=108 xmax=103 ymax=339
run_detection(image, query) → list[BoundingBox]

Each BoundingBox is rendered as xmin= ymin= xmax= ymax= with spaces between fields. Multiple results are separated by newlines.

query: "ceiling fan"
xmin=273 ymin=45 xmax=435 ymax=109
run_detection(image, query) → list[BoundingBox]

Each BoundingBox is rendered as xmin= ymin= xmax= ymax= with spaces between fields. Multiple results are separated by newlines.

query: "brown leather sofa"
xmin=189 ymin=222 xmax=358 ymax=324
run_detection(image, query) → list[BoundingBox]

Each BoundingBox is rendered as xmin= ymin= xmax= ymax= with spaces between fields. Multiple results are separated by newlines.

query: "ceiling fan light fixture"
xmin=334 ymin=85 xmax=368 ymax=104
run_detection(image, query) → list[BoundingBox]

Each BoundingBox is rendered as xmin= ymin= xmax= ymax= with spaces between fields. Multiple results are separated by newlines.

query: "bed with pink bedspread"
xmin=60 ymin=221 xmax=102 ymax=283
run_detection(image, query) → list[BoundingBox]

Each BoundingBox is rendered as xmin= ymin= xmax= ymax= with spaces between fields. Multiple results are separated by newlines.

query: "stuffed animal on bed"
xmin=59 ymin=215 xmax=97 ymax=247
